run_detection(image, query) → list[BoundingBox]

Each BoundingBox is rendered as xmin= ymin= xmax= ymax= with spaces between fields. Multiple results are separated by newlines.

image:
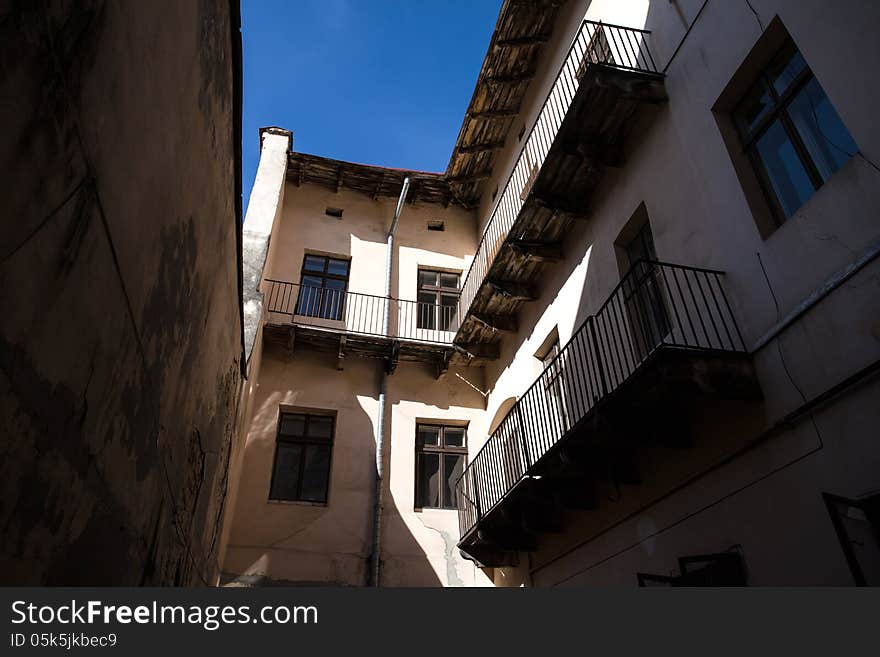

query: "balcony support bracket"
xmin=508 ymin=240 xmax=562 ymax=263
xmin=472 ymin=312 xmax=517 ymax=334
xmin=337 ymin=335 xmax=346 ymax=371
xmin=487 ymin=278 xmax=535 ymax=302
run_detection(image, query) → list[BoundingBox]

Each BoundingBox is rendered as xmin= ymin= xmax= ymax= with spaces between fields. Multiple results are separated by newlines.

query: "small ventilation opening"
xmin=325 ymin=207 xmax=343 ymax=219
xmin=427 ymin=220 xmax=445 ymax=232
xmin=517 ymin=124 xmax=526 ymax=142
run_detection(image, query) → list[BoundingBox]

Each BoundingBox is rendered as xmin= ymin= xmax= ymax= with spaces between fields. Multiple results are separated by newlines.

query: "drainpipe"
xmin=369 ymin=177 xmax=410 ymax=587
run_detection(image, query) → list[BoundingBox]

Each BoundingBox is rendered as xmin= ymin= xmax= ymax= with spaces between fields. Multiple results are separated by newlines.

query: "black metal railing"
xmin=455 ymin=261 xmax=746 ymax=539
xmin=264 ymin=279 xmax=459 ymax=345
xmin=457 ymin=20 xmax=661 ymax=334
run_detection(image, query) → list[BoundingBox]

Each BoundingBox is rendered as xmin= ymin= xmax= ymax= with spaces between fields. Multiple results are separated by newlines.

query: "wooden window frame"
xmin=414 ymin=423 xmax=468 ymax=510
xmin=733 ymin=38 xmax=849 ymax=226
xmin=416 ymin=269 xmax=460 ymax=331
xmin=268 ymin=411 xmax=335 ymax=504
xmin=297 ymin=253 xmax=351 ymax=320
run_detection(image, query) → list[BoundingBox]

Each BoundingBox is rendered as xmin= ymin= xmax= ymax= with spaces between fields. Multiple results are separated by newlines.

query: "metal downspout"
xmin=369 ymin=177 xmax=410 ymax=586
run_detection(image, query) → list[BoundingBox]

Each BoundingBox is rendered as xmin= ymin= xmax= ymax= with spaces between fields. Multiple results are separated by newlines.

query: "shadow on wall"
xmin=222 ymin=344 xmax=442 ymax=586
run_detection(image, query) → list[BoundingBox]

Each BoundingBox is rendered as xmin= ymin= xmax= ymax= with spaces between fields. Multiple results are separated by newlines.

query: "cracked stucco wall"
xmin=0 ymin=0 xmax=242 ymax=585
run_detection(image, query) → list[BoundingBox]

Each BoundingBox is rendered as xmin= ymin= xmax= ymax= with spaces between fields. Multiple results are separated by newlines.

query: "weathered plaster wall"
xmin=0 ymin=1 xmax=242 ymax=585
xmin=224 ymin=180 xmax=493 ymax=586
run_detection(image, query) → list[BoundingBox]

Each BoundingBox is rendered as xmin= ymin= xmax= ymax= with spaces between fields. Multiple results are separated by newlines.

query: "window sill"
xmin=413 ymin=507 xmax=457 ymax=513
xmin=267 ymin=499 xmax=328 ymax=508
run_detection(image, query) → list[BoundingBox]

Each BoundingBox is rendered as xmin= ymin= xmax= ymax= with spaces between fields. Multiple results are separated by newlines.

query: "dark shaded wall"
xmin=0 ymin=0 xmax=243 ymax=584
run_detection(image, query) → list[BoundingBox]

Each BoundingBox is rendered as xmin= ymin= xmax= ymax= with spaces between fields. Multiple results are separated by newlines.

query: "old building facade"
xmin=223 ymin=0 xmax=880 ymax=587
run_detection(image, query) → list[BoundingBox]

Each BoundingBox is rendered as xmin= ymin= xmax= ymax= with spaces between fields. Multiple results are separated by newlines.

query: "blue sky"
xmin=241 ymin=0 xmax=502 ymax=213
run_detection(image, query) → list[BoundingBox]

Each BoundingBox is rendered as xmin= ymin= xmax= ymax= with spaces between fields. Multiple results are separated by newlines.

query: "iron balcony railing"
xmin=264 ymin=279 xmax=459 ymax=345
xmin=455 ymin=260 xmax=747 ymax=539
xmin=457 ymin=20 xmax=661 ymax=332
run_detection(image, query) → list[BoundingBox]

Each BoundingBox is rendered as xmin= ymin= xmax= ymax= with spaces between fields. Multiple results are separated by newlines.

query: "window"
xmin=537 ymin=330 xmax=568 ymax=433
xmin=296 ymin=254 xmax=350 ymax=320
xmin=621 ymin=221 xmax=670 ymax=358
xmin=269 ymin=412 xmax=334 ymax=504
xmin=637 ymin=552 xmax=747 ymax=586
xmin=823 ymin=492 xmax=880 ymax=586
xmin=417 ymin=269 xmax=459 ymax=331
xmin=733 ymin=38 xmax=857 ymax=223
xmin=415 ymin=424 xmax=467 ymax=509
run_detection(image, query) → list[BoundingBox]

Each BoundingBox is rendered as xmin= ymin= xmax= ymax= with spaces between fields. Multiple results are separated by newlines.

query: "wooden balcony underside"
xmin=458 ymin=347 xmax=761 ymax=567
xmin=455 ymin=66 xmax=666 ymax=349
xmin=263 ymin=322 xmax=457 ymax=372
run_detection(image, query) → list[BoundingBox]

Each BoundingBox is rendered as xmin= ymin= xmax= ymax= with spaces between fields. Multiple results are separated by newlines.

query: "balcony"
xmin=261 ymin=280 xmax=466 ymax=371
xmin=454 ymin=20 xmax=667 ymax=353
xmin=455 ymin=261 xmax=763 ymax=567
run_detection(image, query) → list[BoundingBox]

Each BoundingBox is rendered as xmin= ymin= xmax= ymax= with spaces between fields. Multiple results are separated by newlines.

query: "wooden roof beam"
xmin=485 ymin=70 xmax=537 ymax=85
xmin=469 ymin=108 xmax=519 ymax=119
xmin=446 ymin=169 xmax=493 ymax=184
xmin=335 ymin=166 xmax=344 ymax=193
xmin=458 ymin=140 xmax=507 ymax=155
xmin=493 ymin=33 xmax=551 ymax=49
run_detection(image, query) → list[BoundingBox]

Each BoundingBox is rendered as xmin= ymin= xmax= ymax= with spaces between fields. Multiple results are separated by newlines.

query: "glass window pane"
xmin=308 ymin=415 xmax=333 ymax=439
xmin=440 ymin=273 xmax=459 ymax=289
xmin=417 ymin=453 xmax=440 ymax=508
xmin=768 ymin=43 xmax=807 ymax=96
xmin=327 ymin=258 xmax=349 ymax=277
xmin=303 ymin=255 xmax=326 ymax=273
xmin=418 ymin=270 xmax=437 ymax=288
xmin=439 ymin=294 xmax=458 ymax=331
xmin=787 ymin=76 xmax=857 ymax=181
xmin=444 ymin=427 xmax=465 ymax=447
xmin=443 ymin=454 xmax=465 ymax=509
xmin=418 ymin=426 xmax=440 ymax=446
xmin=270 ymin=443 xmax=302 ymax=500
xmin=734 ymin=80 xmax=773 ymax=139
xmin=279 ymin=413 xmax=306 ymax=436
xmin=754 ymin=119 xmax=816 ymax=218
xmin=300 ymin=445 xmax=331 ymax=503
xmin=320 ymin=280 xmax=345 ymax=320
xmin=296 ymin=280 xmax=322 ymax=316
xmin=417 ymin=292 xmax=436 ymax=330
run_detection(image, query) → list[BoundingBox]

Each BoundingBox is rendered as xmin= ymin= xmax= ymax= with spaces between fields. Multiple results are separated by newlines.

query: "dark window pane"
xmin=443 ymin=454 xmax=465 ymax=509
xmin=754 ymin=119 xmax=816 ymax=217
xmin=417 ymin=292 xmax=436 ymax=330
xmin=327 ymin=258 xmax=349 ymax=277
xmin=418 ymin=270 xmax=437 ymax=288
xmin=270 ymin=443 xmax=302 ymax=500
xmin=439 ymin=294 xmax=458 ymax=330
xmin=320 ymin=279 xmax=346 ymax=320
xmin=300 ymin=445 xmax=331 ymax=502
xmin=417 ymin=453 xmax=440 ymax=508
xmin=440 ymin=273 xmax=460 ymax=289
xmin=297 ymin=279 xmax=323 ymax=316
xmin=308 ymin=416 xmax=333 ymax=439
xmin=418 ymin=426 xmax=440 ymax=446
xmin=787 ymin=77 xmax=857 ymax=181
xmin=303 ymin=255 xmax=326 ymax=273
xmin=734 ymin=80 xmax=774 ymax=139
xmin=768 ymin=44 xmax=807 ymax=96
xmin=444 ymin=427 xmax=465 ymax=447
xmin=279 ymin=413 xmax=306 ymax=437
